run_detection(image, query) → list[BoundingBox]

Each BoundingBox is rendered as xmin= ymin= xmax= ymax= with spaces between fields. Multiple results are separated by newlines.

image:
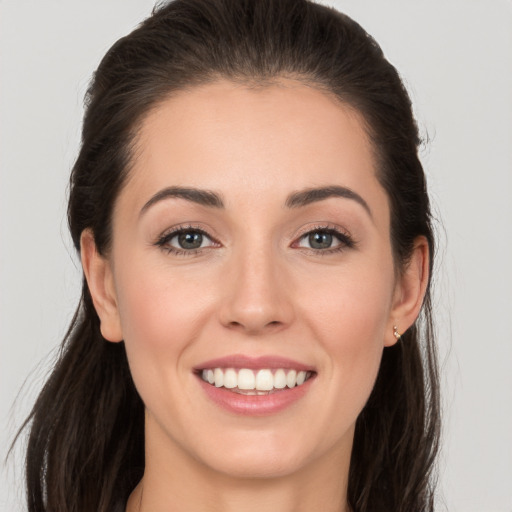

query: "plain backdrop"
xmin=1 ymin=1 xmax=511 ymax=511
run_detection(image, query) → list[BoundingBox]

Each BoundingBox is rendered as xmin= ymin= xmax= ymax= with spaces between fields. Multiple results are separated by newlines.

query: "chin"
xmin=204 ymin=448 xmax=311 ymax=480
xmin=187 ymin=423 xmax=348 ymax=481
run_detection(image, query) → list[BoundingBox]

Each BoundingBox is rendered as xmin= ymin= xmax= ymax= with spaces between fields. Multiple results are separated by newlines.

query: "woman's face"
xmin=90 ymin=80 xmax=408 ymax=479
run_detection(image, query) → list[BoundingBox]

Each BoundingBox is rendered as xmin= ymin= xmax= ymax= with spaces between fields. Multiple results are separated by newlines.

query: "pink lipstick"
xmin=195 ymin=354 xmax=316 ymax=416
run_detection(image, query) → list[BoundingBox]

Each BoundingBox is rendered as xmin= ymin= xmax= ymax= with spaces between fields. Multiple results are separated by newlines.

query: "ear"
xmin=385 ymin=236 xmax=430 ymax=347
xmin=80 ymin=229 xmax=123 ymax=342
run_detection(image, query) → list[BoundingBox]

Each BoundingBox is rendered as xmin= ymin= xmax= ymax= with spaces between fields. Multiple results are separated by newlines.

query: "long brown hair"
xmin=19 ymin=1 xmax=440 ymax=510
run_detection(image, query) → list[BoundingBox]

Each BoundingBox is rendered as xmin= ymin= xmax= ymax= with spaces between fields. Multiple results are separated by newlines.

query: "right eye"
xmin=172 ymin=230 xmax=208 ymax=250
xmin=155 ymin=227 xmax=218 ymax=255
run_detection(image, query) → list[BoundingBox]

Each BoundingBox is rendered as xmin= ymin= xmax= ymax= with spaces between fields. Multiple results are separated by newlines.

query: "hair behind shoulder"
xmin=20 ymin=1 xmax=440 ymax=510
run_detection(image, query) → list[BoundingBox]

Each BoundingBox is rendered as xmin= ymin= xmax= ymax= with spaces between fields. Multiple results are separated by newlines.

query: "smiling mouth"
xmin=199 ymin=368 xmax=315 ymax=395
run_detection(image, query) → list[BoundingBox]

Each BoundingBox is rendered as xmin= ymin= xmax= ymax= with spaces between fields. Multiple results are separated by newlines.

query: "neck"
xmin=128 ymin=466 xmax=350 ymax=512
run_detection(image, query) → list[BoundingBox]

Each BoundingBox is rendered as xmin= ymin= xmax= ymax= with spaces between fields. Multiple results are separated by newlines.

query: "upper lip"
xmin=194 ymin=354 xmax=316 ymax=372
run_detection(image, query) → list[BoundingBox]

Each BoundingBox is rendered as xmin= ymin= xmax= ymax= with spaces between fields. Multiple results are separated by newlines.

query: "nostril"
xmin=225 ymin=319 xmax=283 ymax=334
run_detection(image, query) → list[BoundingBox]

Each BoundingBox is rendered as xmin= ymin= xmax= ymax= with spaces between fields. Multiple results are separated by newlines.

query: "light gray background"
xmin=1 ymin=1 xmax=511 ymax=511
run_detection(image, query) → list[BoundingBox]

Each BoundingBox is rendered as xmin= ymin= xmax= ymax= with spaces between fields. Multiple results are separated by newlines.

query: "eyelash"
xmin=154 ymin=224 xmax=356 ymax=257
xmin=293 ymin=224 xmax=356 ymax=255
xmin=154 ymin=224 xmax=218 ymax=256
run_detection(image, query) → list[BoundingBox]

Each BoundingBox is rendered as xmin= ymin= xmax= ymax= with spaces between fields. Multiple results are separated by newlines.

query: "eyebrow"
xmin=140 ymin=184 xmax=371 ymax=218
xmin=285 ymin=185 xmax=372 ymax=218
xmin=140 ymin=186 xmax=225 ymax=216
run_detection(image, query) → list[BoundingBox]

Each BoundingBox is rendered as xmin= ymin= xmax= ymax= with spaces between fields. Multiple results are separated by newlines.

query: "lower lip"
xmin=197 ymin=375 xmax=315 ymax=416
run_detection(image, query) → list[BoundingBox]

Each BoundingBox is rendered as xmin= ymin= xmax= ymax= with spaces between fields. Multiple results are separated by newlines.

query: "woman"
xmin=21 ymin=0 xmax=440 ymax=510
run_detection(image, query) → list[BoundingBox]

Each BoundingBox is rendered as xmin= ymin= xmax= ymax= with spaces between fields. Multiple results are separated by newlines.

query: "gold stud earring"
xmin=393 ymin=325 xmax=401 ymax=340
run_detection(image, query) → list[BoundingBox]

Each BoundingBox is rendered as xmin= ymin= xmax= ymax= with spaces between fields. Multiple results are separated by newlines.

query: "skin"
xmin=81 ymin=80 xmax=429 ymax=512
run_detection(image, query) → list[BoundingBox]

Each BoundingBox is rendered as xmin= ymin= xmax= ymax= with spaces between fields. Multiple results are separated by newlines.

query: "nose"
xmin=218 ymin=245 xmax=295 ymax=335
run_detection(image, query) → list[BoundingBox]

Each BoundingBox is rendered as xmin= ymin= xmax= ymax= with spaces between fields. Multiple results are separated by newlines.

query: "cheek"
xmin=112 ymin=262 xmax=215 ymax=392
xmin=300 ymin=259 xmax=394 ymax=339
xmin=297 ymin=259 xmax=394 ymax=402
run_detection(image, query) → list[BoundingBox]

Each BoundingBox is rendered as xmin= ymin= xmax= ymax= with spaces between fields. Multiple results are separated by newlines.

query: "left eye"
xmin=296 ymin=229 xmax=347 ymax=250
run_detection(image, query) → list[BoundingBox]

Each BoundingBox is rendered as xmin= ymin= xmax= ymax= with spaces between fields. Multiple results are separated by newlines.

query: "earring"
xmin=393 ymin=325 xmax=401 ymax=340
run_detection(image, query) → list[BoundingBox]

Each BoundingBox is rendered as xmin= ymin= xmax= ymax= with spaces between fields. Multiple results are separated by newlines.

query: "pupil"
xmin=309 ymin=232 xmax=332 ymax=249
xmin=178 ymin=232 xmax=203 ymax=249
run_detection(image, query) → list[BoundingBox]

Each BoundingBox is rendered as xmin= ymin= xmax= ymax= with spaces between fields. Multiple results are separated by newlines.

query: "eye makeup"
xmin=292 ymin=223 xmax=357 ymax=255
xmin=154 ymin=224 xmax=220 ymax=256
xmin=153 ymin=221 xmax=357 ymax=258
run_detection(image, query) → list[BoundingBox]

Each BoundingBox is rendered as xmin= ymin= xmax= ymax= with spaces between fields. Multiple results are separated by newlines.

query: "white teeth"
xmin=238 ymin=369 xmax=255 ymax=390
xmin=274 ymin=369 xmax=287 ymax=389
xmin=255 ymin=369 xmax=274 ymax=391
xmin=223 ymin=368 xmax=237 ymax=389
xmin=286 ymin=369 xmax=297 ymax=388
xmin=214 ymin=368 xmax=224 ymax=388
xmin=200 ymin=367 xmax=312 ymax=391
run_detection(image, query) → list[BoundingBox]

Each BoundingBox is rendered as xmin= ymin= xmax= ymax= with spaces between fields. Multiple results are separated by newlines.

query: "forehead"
xmin=120 ymin=79 xmax=388 ymax=223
